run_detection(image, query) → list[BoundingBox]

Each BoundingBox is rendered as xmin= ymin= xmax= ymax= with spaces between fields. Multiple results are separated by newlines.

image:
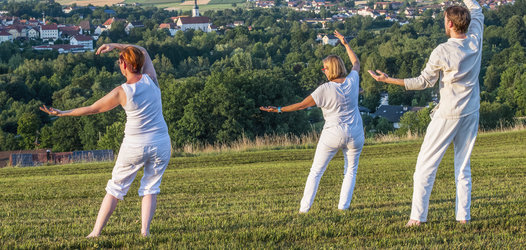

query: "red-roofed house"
xmin=159 ymin=23 xmax=180 ymax=36
xmin=59 ymin=25 xmax=82 ymax=38
xmin=70 ymin=34 xmax=93 ymax=50
xmin=40 ymin=24 xmax=59 ymax=40
xmin=102 ymin=17 xmax=125 ymax=29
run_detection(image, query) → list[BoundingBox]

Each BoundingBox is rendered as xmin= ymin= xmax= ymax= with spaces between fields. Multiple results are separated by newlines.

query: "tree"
xmin=17 ymin=112 xmax=41 ymax=149
xmin=479 ymin=101 xmax=514 ymax=129
xmin=97 ymin=121 xmax=125 ymax=153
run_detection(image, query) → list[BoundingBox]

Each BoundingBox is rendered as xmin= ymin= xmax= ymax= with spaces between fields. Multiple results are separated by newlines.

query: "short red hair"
xmin=119 ymin=46 xmax=144 ymax=73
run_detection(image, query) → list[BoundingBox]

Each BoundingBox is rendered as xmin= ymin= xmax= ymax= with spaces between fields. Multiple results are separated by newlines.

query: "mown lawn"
xmin=0 ymin=130 xmax=525 ymax=248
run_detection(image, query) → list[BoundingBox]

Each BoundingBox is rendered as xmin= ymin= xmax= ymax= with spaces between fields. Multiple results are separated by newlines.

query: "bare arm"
xmin=259 ymin=95 xmax=316 ymax=113
xmin=96 ymin=43 xmax=158 ymax=86
xmin=40 ymin=86 xmax=125 ymax=117
xmin=367 ymin=70 xmax=405 ymax=86
xmin=334 ymin=30 xmax=360 ymax=72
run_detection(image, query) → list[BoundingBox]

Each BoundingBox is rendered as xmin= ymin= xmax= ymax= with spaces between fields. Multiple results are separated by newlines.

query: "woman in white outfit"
xmin=40 ymin=43 xmax=171 ymax=237
xmin=260 ymin=31 xmax=364 ymax=213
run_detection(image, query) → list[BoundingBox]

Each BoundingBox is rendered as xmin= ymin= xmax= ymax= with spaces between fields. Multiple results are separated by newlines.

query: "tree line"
xmin=1 ymin=1 xmax=525 ymax=152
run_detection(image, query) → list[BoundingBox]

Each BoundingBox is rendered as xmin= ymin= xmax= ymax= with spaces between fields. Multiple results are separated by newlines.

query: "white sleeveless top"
xmin=120 ymin=74 xmax=169 ymax=145
xmin=311 ymin=70 xmax=363 ymax=134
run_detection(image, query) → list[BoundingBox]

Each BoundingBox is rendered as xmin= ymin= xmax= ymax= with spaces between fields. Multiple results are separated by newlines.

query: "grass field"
xmin=1 ymin=130 xmax=525 ymax=248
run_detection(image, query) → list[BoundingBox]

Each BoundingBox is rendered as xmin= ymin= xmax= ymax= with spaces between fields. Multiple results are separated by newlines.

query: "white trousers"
xmin=410 ymin=111 xmax=479 ymax=222
xmin=106 ymin=139 xmax=171 ymax=200
xmin=300 ymin=125 xmax=364 ymax=213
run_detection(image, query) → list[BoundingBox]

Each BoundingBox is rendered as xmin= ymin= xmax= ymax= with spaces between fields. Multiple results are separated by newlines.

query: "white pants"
xmin=106 ymin=139 xmax=171 ymax=200
xmin=300 ymin=125 xmax=364 ymax=212
xmin=410 ymin=111 xmax=479 ymax=222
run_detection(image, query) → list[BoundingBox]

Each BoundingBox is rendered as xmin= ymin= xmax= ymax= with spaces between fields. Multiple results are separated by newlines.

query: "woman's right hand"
xmin=259 ymin=106 xmax=278 ymax=113
xmin=39 ymin=105 xmax=66 ymax=116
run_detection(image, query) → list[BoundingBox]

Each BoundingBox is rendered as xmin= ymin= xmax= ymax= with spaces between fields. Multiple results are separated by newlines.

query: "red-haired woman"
xmin=40 ymin=43 xmax=171 ymax=237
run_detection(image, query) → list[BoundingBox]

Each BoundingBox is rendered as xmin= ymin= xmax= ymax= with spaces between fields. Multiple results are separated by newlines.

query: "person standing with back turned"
xmin=368 ymin=0 xmax=484 ymax=226
xmin=40 ymin=43 xmax=171 ymax=237
xmin=261 ymin=30 xmax=364 ymax=213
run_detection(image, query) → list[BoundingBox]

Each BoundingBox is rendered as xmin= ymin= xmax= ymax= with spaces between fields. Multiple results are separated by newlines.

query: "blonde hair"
xmin=322 ymin=55 xmax=347 ymax=81
xmin=119 ymin=46 xmax=144 ymax=73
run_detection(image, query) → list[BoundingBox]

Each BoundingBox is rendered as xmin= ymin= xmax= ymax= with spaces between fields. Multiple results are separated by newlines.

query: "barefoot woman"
xmin=261 ymin=31 xmax=364 ymax=213
xmin=40 ymin=43 xmax=171 ymax=237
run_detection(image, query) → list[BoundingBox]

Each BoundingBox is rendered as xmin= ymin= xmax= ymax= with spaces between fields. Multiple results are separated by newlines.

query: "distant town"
xmin=0 ymin=0 xmax=516 ymax=53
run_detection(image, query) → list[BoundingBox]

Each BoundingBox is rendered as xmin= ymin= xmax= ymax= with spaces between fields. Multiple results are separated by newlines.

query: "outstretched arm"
xmin=334 ymin=30 xmax=360 ymax=72
xmin=96 ymin=43 xmax=158 ymax=86
xmin=367 ymin=70 xmax=405 ymax=86
xmin=40 ymin=86 xmax=125 ymax=117
xmin=259 ymin=95 xmax=316 ymax=113
xmin=369 ymin=47 xmax=442 ymax=90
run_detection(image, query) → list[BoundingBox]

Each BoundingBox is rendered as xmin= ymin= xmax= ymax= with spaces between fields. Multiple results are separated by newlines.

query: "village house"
xmin=40 ymin=24 xmax=59 ymax=40
xmin=0 ymin=30 xmax=13 ymax=43
xmin=175 ymin=0 xmax=214 ymax=33
xmin=79 ymin=20 xmax=91 ymax=34
xmin=70 ymin=34 xmax=94 ymax=50
xmin=27 ymin=27 xmax=39 ymax=39
xmin=125 ymin=21 xmax=145 ymax=34
xmin=158 ymin=23 xmax=180 ymax=36
xmin=58 ymin=25 xmax=82 ymax=39
xmin=33 ymin=44 xmax=86 ymax=53
xmin=322 ymin=34 xmax=339 ymax=46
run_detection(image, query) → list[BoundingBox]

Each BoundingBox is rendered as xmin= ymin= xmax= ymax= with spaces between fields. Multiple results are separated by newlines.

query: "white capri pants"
xmin=410 ymin=111 xmax=479 ymax=222
xmin=106 ymin=139 xmax=172 ymax=200
xmin=300 ymin=125 xmax=364 ymax=213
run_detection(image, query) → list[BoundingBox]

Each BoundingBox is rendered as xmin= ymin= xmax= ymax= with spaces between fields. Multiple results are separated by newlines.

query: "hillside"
xmin=0 ymin=129 xmax=524 ymax=248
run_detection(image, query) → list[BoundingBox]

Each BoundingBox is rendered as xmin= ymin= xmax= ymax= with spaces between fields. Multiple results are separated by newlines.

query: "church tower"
xmin=192 ymin=0 xmax=200 ymax=17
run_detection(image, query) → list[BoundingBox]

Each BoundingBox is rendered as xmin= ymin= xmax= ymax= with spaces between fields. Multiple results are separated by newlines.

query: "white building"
xmin=0 ymin=30 xmax=13 ymax=43
xmin=27 ymin=27 xmax=39 ymax=39
xmin=125 ymin=21 xmax=144 ymax=35
xmin=70 ymin=35 xmax=93 ymax=50
xmin=175 ymin=0 xmax=214 ymax=32
xmin=40 ymin=24 xmax=59 ymax=40
xmin=322 ymin=34 xmax=339 ymax=46
xmin=177 ymin=17 xmax=212 ymax=32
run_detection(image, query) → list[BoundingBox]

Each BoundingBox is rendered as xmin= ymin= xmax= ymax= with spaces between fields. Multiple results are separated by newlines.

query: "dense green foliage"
xmin=1 ymin=1 xmax=525 ymax=151
xmin=0 ymin=130 xmax=524 ymax=248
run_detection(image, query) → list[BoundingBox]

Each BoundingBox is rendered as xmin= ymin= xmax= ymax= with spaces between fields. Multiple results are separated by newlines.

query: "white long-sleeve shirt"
xmin=404 ymin=0 xmax=484 ymax=119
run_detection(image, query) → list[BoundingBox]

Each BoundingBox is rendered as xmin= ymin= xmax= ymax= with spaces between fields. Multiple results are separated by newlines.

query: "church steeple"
xmin=192 ymin=0 xmax=200 ymax=17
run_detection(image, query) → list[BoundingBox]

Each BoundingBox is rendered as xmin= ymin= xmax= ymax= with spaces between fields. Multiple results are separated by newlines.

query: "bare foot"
xmin=458 ymin=220 xmax=468 ymax=224
xmin=86 ymin=232 xmax=100 ymax=238
xmin=141 ymin=232 xmax=150 ymax=237
xmin=405 ymin=219 xmax=422 ymax=227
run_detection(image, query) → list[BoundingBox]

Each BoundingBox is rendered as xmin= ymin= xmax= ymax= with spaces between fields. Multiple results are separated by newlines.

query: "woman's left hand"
xmin=259 ymin=106 xmax=279 ymax=113
xmin=334 ymin=30 xmax=347 ymax=44
xmin=96 ymin=44 xmax=116 ymax=55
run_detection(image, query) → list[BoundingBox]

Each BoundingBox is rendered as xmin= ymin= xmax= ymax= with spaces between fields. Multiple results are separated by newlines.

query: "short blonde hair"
xmin=119 ymin=46 xmax=144 ymax=73
xmin=323 ymin=55 xmax=347 ymax=81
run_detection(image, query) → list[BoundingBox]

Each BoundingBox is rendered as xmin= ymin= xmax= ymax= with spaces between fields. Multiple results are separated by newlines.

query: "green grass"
xmin=1 ymin=130 xmax=525 ymax=248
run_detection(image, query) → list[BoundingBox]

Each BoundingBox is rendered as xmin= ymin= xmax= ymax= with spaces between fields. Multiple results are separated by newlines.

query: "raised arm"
xmin=259 ymin=95 xmax=316 ymax=113
xmin=334 ymin=30 xmax=360 ymax=72
xmin=40 ymin=86 xmax=126 ymax=117
xmin=463 ymin=0 xmax=484 ymax=37
xmin=96 ymin=43 xmax=158 ymax=86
